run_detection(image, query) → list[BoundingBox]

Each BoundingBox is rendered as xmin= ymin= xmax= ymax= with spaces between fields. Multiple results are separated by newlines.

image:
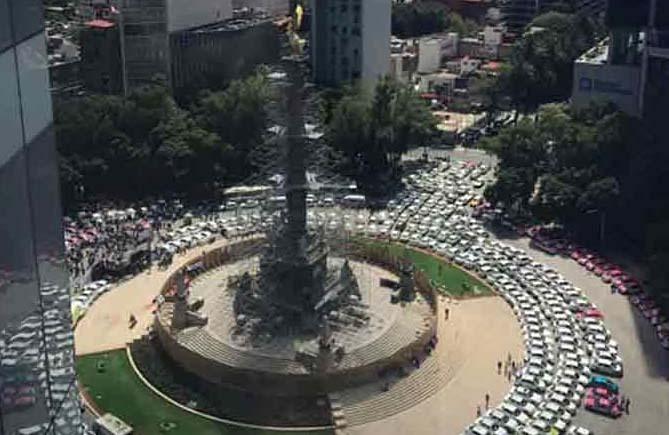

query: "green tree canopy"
xmin=392 ymin=1 xmax=448 ymax=38
xmin=498 ymin=12 xmax=602 ymax=113
xmin=55 ymin=71 xmax=271 ymax=204
xmin=483 ymin=103 xmax=633 ymax=228
xmin=326 ymin=77 xmax=437 ymax=193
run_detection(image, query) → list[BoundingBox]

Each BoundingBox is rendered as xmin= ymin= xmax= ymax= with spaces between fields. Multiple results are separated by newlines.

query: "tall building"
xmin=311 ymin=0 xmax=391 ymax=86
xmin=571 ymin=0 xmax=669 ymax=117
xmin=170 ymin=16 xmax=281 ymax=97
xmin=118 ymin=0 xmax=171 ymax=91
xmin=575 ymin=0 xmax=607 ymax=15
xmin=1 ymin=1 xmax=82 ymax=434
xmin=641 ymin=0 xmax=669 ymax=118
xmin=500 ymin=0 xmax=538 ymax=33
xmin=80 ymin=0 xmax=247 ymax=93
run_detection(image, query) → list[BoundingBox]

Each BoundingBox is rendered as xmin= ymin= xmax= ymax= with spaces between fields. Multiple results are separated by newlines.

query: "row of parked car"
xmin=349 ymin=160 xmax=623 ymax=434
xmin=527 ymin=225 xmax=669 ymax=351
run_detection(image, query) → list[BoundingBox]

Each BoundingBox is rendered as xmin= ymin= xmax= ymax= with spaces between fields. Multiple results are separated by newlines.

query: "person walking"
xmin=476 ymin=405 xmax=481 ymax=417
xmin=625 ymin=397 xmax=630 ymax=415
xmin=485 ymin=393 xmax=490 ymax=409
xmin=497 ymin=360 xmax=502 ymax=374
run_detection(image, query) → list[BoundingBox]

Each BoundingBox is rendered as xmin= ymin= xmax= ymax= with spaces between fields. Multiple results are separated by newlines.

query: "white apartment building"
xmin=311 ymin=0 xmax=391 ymax=86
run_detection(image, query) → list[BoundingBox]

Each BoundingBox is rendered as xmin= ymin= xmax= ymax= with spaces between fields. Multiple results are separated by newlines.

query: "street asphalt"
xmin=495 ymin=231 xmax=669 ymax=434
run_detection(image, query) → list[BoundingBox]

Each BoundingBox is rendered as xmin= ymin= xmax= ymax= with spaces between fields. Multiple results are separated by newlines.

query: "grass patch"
xmin=356 ymin=240 xmax=491 ymax=297
xmin=77 ymin=350 xmax=331 ymax=435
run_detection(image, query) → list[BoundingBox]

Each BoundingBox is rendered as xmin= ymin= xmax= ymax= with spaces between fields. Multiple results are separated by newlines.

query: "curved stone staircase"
xmin=331 ymin=350 xmax=451 ymax=427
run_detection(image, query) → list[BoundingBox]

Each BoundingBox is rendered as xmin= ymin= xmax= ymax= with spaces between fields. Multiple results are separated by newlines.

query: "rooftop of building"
xmin=577 ymin=39 xmax=609 ymax=65
xmin=186 ymin=12 xmax=273 ymax=34
xmin=418 ymin=70 xmax=459 ymax=80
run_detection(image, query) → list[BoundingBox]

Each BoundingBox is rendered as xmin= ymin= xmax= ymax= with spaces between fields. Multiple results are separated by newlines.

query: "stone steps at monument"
xmin=336 ymin=352 xmax=450 ymax=426
xmin=341 ymin=312 xmax=430 ymax=369
xmin=179 ymin=328 xmax=305 ymax=373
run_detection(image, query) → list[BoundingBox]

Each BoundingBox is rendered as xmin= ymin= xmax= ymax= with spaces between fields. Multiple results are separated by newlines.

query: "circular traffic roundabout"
xmin=75 ymin=159 xmax=626 ymax=435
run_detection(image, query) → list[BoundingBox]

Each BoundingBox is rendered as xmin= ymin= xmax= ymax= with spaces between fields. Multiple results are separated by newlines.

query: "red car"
xmin=12 ymin=396 xmax=36 ymax=408
xmin=571 ymin=249 xmax=586 ymax=261
xmin=638 ymin=300 xmax=658 ymax=313
xmin=604 ymin=268 xmax=625 ymax=281
xmin=616 ymin=282 xmax=642 ymax=295
xmin=643 ymin=307 xmax=663 ymax=320
xmin=578 ymin=253 xmax=596 ymax=266
xmin=580 ymin=308 xmax=605 ymax=319
xmin=631 ymin=293 xmax=652 ymax=307
xmin=576 ymin=252 xmax=595 ymax=266
xmin=612 ymin=274 xmax=640 ymax=288
xmin=586 ymin=257 xmax=606 ymax=272
xmin=584 ymin=394 xmax=623 ymax=418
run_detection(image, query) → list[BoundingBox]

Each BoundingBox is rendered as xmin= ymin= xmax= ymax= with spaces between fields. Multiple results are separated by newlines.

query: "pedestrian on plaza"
xmin=444 ymin=307 xmax=450 ymax=320
xmin=507 ymin=369 xmax=512 ymax=382
xmin=476 ymin=405 xmax=481 ymax=417
xmin=497 ymin=360 xmax=502 ymax=374
xmin=625 ymin=397 xmax=630 ymax=414
xmin=485 ymin=393 xmax=490 ymax=409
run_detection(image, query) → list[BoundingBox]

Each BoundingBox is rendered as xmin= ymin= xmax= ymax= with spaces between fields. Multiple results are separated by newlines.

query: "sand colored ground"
xmin=345 ymin=295 xmax=524 ymax=435
xmin=74 ymin=238 xmax=235 ymax=356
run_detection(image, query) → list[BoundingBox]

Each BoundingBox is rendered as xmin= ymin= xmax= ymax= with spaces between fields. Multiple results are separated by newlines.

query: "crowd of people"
xmin=64 ymin=199 xmax=188 ymax=286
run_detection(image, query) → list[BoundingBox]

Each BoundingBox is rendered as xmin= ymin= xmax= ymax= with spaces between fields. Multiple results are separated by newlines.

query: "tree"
xmin=193 ymin=70 xmax=271 ymax=179
xmin=497 ymin=12 xmax=600 ymax=113
xmin=326 ymin=77 xmax=437 ymax=192
xmin=576 ymin=177 xmax=620 ymax=213
xmin=483 ymin=103 xmax=630 ymax=231
xmin=327 ymin=94 xmax=370 ymax=170
xmin=446 ymin=12 xmax=480 ymax=37
xmin=54 ymin=72 xmax=271 ymax=205
xmin=530 ymin=175 xmax=581 ymax=222
xmin=392 ymin=1 xmax=448 ymax=38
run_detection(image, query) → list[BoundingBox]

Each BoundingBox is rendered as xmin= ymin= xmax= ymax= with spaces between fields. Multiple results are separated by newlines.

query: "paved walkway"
xmin=346 ymin=295 xmax=524 ymax=435
xmin=499 ymin=234 xmax=669 ymax=435
xmin=74 ymin=238 xmax=233 ymax=355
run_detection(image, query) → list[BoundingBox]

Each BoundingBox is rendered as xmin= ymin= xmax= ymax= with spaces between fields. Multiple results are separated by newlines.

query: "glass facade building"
xmin=0 ymin=1 xmax=81 ymax=434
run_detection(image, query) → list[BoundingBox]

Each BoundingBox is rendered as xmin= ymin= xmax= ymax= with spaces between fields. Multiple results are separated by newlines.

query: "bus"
xmin=342 ymin=194 xmax=366 ymax=208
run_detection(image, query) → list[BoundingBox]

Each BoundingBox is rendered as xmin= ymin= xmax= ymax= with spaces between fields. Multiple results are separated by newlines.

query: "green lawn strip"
xmin=355 ymin=239 xmax=491 ymax=297
xmin=77 ymin=350 xmax=330 ymax=435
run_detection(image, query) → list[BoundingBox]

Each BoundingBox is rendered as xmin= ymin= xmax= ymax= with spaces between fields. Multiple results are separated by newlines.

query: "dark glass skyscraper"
xmin=0 ymin=1 xmax=81 ymax=434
